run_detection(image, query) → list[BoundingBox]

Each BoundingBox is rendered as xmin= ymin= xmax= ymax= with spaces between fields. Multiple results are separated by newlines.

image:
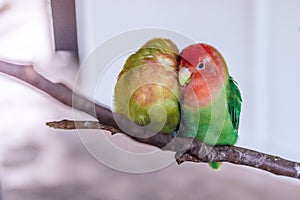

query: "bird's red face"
xmin=178 ymin=43 xmax=226 ymax=86
xmin=178 ymin=43 xmax=228 ymax=107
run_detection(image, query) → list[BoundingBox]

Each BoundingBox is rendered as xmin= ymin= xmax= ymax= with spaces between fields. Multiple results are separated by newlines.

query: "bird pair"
xmin=114 ymin=38 xmax=242 ymax=169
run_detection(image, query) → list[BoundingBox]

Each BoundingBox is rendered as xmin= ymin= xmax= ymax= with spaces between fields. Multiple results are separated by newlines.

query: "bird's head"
xmin=178 ymin=43 xmax=227 ymax=86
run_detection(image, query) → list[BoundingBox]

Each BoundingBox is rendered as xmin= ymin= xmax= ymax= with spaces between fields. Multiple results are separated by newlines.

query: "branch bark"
xmin=1 ymin=60 xmax=300 ymax=180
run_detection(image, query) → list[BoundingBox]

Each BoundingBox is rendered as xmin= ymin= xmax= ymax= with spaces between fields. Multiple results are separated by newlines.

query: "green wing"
xmin=226 ymin=76 xmax=242 ymax=131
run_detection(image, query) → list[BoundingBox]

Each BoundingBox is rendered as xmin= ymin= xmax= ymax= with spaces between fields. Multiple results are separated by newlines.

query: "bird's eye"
xmin=197 ymin=62 xmax=205 ymax=70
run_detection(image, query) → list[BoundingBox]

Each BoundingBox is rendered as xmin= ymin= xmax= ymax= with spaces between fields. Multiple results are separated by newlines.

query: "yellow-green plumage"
xmin=114 ymin=38 xmax=180 ymax=133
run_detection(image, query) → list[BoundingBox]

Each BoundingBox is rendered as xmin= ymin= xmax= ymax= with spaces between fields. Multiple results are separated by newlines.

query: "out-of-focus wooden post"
xmin=50 ymin=0 xmax=78 ymax=56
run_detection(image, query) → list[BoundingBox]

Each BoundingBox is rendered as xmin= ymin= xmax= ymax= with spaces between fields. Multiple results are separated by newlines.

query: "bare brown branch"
xmin=1 ymin=60 xmax=300 ymax=180
xmin=47 ymin=119 xmax=300 ymax=180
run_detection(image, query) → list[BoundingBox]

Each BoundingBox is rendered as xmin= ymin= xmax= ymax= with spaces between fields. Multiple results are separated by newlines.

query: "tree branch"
xmin=1 ymin=60 xmax=300 ymax=180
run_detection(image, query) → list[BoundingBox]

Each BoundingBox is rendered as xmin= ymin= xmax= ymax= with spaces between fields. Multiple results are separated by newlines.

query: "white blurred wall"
xmin=268 ymin=0 xmax=300 ymax=161
xmin=0 ymin=0 xmax=53 ymax=63
xmin=75 ymin=0 xmax=300 ymax=161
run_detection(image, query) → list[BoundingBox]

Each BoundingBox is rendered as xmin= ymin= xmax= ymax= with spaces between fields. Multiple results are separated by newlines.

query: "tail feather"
xmin=209 ymin=162 xmax=222 ymax=170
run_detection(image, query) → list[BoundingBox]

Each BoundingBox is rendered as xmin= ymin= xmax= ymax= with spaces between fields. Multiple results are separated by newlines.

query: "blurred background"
xmin=0 ymin=0 xmax=300 ymax=199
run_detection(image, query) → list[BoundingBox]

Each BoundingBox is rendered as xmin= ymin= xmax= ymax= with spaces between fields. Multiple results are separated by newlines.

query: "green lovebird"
xmin=114 ymin=38 xmax=180 ymax=134
xmin=178 ymin=43 xmax=242 ymax=169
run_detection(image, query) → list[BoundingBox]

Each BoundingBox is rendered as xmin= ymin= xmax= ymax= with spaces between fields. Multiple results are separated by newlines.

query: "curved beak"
xmin=178 ymin=67 xmax=192 ymax=86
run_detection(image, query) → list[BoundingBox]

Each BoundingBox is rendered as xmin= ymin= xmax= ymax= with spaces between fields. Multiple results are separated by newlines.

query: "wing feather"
xmin=226 ymin=76 xmax=242 ymax=131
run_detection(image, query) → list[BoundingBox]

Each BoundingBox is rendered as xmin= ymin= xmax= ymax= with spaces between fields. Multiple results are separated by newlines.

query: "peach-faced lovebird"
xmin=114 ymin=38 xmax=180 ymax=134
xmin=178 ymin=43 xmax=242 ymax=169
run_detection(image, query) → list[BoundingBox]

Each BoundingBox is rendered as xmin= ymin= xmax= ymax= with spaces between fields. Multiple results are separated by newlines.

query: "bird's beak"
xmin=178 ymin=67 xmax=192 ymax=86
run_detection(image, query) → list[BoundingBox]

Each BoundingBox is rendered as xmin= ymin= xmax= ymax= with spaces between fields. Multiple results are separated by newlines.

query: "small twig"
xmin=46 ymin=120 xmax=120 ymax=134
xmin=1 ymin=60 xmax=300 ymax=180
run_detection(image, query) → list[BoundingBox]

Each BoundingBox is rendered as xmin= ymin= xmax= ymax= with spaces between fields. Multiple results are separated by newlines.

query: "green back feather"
xmin=226 ymin=76 xmax=242 ymax=131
